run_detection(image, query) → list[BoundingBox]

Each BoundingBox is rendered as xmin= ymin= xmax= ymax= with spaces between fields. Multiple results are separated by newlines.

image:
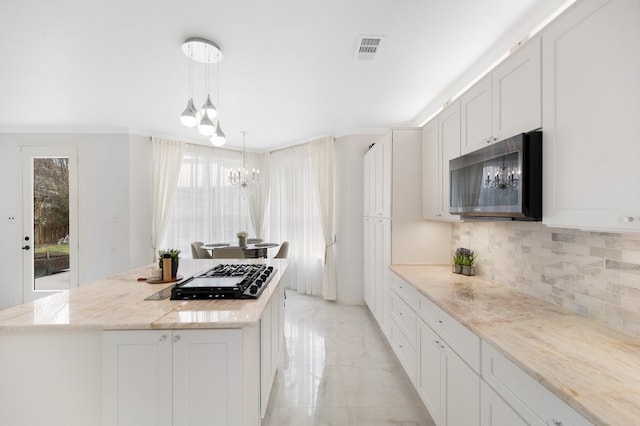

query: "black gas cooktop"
xmin=169 ymin=263 xmax=277 ymax=300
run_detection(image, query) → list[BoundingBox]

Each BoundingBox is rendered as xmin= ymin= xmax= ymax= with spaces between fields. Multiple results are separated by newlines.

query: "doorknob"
xmin=22 ymin=245 xmax=30 ymax=250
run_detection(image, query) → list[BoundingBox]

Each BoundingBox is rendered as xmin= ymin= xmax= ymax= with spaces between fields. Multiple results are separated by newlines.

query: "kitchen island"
xmin=0 ymin=258 xmax=287 ymax=426
xmin=390 ymin=264 xmax=640 ymax=426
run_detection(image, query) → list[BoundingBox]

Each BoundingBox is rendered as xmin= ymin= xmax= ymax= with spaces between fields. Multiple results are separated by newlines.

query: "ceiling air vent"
xmin=354 ymin=36 xmax=384 ymax=60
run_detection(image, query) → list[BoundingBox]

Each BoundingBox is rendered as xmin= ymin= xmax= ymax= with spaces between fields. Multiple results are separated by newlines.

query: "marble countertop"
xmin=0 ymin=259 xmax=287 ymax=331
xmin=390 ymin=264 xmax=640 ymax=426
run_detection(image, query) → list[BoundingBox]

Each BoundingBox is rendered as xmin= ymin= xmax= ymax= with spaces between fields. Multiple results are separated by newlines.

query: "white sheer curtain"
xmin=310 ymin=137 xmax=337 ymax=300
xmin=265 ymin=144 xmax=324 ymax=296
xmin=151 ymin=137 xmax=184 ymax=261
xmin=246 ymin=152 xmax=270 ymax=239
xmin=160 ymin=144 xmax=254 ymax=257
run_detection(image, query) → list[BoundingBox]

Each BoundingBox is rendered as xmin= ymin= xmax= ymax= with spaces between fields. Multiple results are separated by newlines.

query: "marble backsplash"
xmin=452 ymin=222 xmax=640 ymax=336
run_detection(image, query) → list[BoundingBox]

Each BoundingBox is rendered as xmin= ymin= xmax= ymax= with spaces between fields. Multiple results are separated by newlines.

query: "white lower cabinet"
xmin=482 ymin=342 xmax=591 ymax=426
xmin=481 ymin=380 xmax=533 ymax=426
xmin=103 ymin=329 xmax=243 ymax=426
xmin=417 ymin=318 xmax=480 ymax=426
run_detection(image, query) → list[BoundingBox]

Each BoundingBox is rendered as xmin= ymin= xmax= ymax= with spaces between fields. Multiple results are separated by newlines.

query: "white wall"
xmin=0 ymin=132 xmax=153 ymax=309
xmin=334 ymin=134 xmax=377 ymax=304
xmin=128 ymin=134 xmax=153 ymax=267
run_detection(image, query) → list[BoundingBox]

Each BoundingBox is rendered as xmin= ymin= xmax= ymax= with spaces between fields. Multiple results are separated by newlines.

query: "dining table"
xmin=202 ymin=242 xmax=279 ymax=258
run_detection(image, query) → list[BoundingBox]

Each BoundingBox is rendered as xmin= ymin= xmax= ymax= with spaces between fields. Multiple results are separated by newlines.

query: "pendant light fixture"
xmin=180 ymin=37 xmax=224 ymax=140
xmin=210 ymin=50 xmax=226 ymax=146
xmin=229 ymin=132 xmax=259 ymax=189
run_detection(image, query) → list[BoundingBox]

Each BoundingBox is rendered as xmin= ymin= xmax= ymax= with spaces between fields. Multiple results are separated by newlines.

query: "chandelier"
xmin=229 ymin=132 xmax=260 ymax=189
xmin=179 ymin=37 xmax=226 ymax=146
xmin=485 ymin=156 xmax=519 ymax=190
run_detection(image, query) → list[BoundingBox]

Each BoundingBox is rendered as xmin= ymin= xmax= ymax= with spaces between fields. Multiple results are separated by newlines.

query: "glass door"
xmin=21 ymin=146 xmax=78 ymax=302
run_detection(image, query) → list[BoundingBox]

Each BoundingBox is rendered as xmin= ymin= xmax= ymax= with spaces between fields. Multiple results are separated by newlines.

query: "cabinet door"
xmin=492 ymin=37 xmax=541 ymax=140
xmin=417 ymin=319 xmax=443 ymax=425
xmin=172 ymin=330 xmax=243 ymax=426
xmin=381 ymin=134 xmax=393 ymax=217
xmin=443 ymin=345 xmax=480 ymax=426
xmin=481 ymin=381 xmax=532 ymax=426
xmin=438 ymin=100 xmax=462 ymax=221
xmin=363 ymin=217 xmax=373 ymax=310
xmin=461 ymin=74 xmax=493 ymax=154
xmin=103 ymin=330 xmax=172 ymax=426
xmin=422 ymin=116 xmax=440 ymax=220
xmin=363 ymin=149 xmax=372 ymax=216
xmin=542 ymin=0 xmax=640 ymax=231
xmin=260 ymin=298 xmax=273 ymax=416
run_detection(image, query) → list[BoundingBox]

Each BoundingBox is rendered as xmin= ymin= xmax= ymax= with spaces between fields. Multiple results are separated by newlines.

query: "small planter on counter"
xmin=462 ymin=265 xmax=475 ymax=276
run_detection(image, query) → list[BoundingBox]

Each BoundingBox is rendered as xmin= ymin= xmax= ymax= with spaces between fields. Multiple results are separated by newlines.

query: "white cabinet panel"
xmin=492 ymin=37 xmax=541 ymax=140
xmin=103 ymin=330 xmax=172 ymax=426
xmin=542 ymin=0 xmax=640 ymax=231
xmin=438 ymin=100 xmax=462 ymax=221
xmin=417 ymin=319 xmax=444 ymax=425
xmin=482 ymin=342 xmax=591 ymax=426
xmin=422 ymin=117 xmax=440 ymax=220
xmin=461 ymin=74 xmax=493 ymax=154
xmin=481 ymin=380 xmax=533 ymax=426
xmin=444 ymin=343 xmax=481 ymax=426
xmin=460 ymin=38 xmax=541 ymax=156
xmin=173 ymin=330 xmax=243 ymax=426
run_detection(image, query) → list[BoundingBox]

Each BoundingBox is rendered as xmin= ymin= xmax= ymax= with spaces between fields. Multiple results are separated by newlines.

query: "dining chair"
xmin=247 ymin=238 xmax=263 ymax=244
xmin=273 ymin=241 xmax=289 ymax=259
xmin=212 ymin=247 xmax=245 ymax=259
xmin=195 ymin=244 xmax=212 ymax=259
xmin=190 ymin=241 xmax=208 ymax=259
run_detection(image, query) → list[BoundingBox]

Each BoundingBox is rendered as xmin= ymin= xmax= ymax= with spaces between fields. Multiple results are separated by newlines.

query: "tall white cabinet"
xmin=364 ymin=128 xmax=450 ymax=332
xmin=542 ymin=0 xmax=640 ymax=231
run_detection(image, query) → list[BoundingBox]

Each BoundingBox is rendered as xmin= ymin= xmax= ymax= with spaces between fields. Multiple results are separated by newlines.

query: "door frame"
xmin=20 ymin=145 xmax=79 ymax=302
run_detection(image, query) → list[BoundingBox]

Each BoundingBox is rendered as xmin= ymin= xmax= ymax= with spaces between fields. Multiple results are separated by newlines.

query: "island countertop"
xmin=0 ymin=258 xmax=288 ymax=331
xmin=390 ymin=264 xmax=640 ymax=426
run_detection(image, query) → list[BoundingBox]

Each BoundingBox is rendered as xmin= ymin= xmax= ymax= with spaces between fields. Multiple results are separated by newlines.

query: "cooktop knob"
xmin=249 ymin=285 xmax=258 ymax=294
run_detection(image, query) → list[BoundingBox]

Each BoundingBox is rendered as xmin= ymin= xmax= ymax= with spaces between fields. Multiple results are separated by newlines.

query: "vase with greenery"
xmin=453 ymin=247 xmax=477 ymax=276
xmin=237 ymin=231 xmax=248 ymax=247
xmin=158 ymin=249 xmax=180 ymax=279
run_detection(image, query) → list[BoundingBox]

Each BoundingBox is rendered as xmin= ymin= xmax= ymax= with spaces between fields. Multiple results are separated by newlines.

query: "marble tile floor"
xmin=262 ymin=290 xmax=435 ymax=426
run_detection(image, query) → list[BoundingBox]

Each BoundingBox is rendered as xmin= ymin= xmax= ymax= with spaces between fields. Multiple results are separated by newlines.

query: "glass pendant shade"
xmin=197 ymin=112 xmax=216 ymax=136
xmin=210 ymin=122 xmax=226 ymax=146
xmin=180 ymin=98 xmax=198 ymax=127
xmin=201 ymin=94 xmax=217 ymax=119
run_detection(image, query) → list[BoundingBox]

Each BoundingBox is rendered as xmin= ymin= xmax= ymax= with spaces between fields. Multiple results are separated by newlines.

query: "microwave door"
xmin=451 ymin=162 xmax=484 ymax=211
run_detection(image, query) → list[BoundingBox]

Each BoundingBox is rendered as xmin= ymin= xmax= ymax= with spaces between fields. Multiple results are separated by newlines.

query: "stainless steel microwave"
xmin=449 ymin=131 xmax=542 ymax=220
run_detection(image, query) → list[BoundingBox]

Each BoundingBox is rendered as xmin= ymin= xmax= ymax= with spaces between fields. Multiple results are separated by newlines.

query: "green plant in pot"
xmin=453 ymin=247 xmax=477 ymax=276
xmin=237 ymin=231 xmax=248 ymax=247
xmin=158 ymin=249 xmax=180 ymax=279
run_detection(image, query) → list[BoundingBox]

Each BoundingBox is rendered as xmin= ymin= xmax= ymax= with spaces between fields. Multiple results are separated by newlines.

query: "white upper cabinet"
xmin=542 ymin=0 xmax=640 ymax=231
xmin=461 ymin=37 xmax=541 ymax=155
xmin=439 ymin=100 xmax=463 ymax=221
xmin=492 ymin=37 xmax=541 ymax=140
xmin=422 ymin=100 xmax=462 ymax=222
xmin=460 ymin=74 xmax=493 ymax=154
xmin=364 ymin=133 xmax=393 ymax=218
xmin=422 ymin=117 xmax=440 ymax=220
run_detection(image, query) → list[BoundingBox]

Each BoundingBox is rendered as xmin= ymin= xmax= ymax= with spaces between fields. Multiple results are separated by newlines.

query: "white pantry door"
xmin=21 ymin=146 xmax=79 ymax=302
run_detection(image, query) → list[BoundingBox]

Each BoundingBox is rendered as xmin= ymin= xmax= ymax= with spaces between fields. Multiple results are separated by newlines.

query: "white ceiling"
xmin=0 ymin=0 xmax=570 ymax=151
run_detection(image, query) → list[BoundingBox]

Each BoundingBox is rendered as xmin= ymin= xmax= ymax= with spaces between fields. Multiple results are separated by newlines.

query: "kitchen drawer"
xmin=390 ymin=288 xmax=417 ymax=347
xmin=390 ymin=319 xmax=417 ymax=384
xmin=418 ymin=294 xmax=480 ymax=373
xmin=390 ymin=273 xmax=419 ymax=311
xmin=482 ymin=341 xmax=592 ymax=426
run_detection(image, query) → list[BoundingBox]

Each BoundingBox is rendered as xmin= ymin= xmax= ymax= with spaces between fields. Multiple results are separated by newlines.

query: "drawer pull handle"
xmin=398 ymin=344 xmax=404 ymax=348
xmin=399 ymin=312 xmax=403 ymax=316
xmin=550 ymin=420 xmax=563 ymax=426
xmin=159 ymin=334 xmax=168 ymax=342
xmin=173 ymin=335 xmax=181 ymax=342
xmin=433 ymin=340 xmax=440 ymax=346
xmin=437 ymin=320 xmax=443 ymax=324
